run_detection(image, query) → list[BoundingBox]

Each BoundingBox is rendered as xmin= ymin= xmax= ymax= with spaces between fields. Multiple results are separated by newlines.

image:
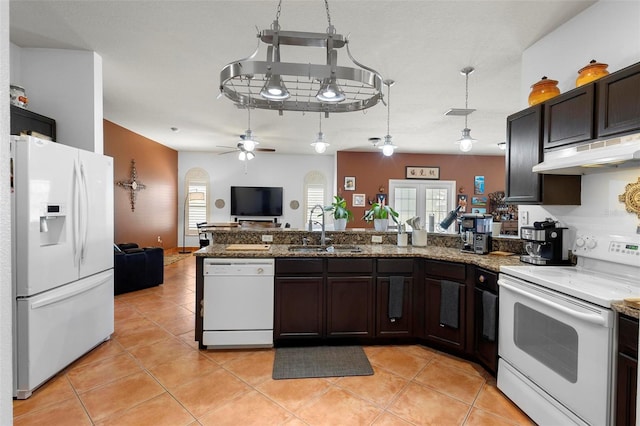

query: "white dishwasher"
xmin=202 ymin=258 xmax=275 ymax=348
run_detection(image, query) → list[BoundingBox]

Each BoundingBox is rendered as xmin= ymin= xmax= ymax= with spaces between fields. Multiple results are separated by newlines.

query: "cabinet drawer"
xmin=377 ymin=258 xmax=414 ymax=274
xmin=619 ymin=314 xmax=639 ymax=359
xmin=475 ymin=268 xmax=498 ymax=293
xmin=275 ymin=258 xmax=323 ymax=275
xmin=327 ymin=258 xmax=373 ymax=274
xmin=425 ymin=260 xmax=466 ymax=281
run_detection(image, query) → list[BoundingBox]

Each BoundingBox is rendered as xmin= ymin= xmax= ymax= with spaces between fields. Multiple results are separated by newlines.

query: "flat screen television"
xmin=230 ymin=186 xmax=283 ymax=217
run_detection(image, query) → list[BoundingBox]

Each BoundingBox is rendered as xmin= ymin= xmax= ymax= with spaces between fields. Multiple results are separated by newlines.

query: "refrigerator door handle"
xmin=72 ymin=160 xmax=81 ymax=267
xmin=29 ymin=273 xmax=112 ymax=309
xmin=79 ymin=161 xmax=89 ymax=262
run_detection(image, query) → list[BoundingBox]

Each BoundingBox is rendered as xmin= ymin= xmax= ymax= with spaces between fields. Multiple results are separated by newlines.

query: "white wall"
xmin=179 ymin=152 xmax=334 ymax=245
xmin=10 ymin=45 xmax=104 ymax=154
xmin=518 ymin=0 xmax=640 ymax=237
xmin=0 ymin=1 xmax=12 ymax=422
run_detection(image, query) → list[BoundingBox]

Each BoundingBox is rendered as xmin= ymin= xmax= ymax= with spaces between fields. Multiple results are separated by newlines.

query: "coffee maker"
xmin=520 ymin=220 xmax=571 ymax=265
xmin=460 ymin=213 xmax=493 ymax=254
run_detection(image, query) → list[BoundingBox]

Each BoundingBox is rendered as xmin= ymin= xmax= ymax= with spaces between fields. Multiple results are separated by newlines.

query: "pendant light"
xmin=240 ymin=83 xmax=258 ymax=154
xmin=311 ymin=113 xmax=330 ymax=153
xmin=379 ymin=79 xmax=397 ymax=157
xmin=456 ymin=67 xmax=477 ymax=153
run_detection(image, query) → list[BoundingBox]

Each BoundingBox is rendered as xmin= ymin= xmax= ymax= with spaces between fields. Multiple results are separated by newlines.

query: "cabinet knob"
xmin=439 ymin=323 xmax=445 ymax=327
xmin=479 ymin=275 xmax=486 ymax=283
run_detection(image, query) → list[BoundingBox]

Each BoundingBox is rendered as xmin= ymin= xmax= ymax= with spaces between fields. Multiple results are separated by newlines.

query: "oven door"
xmin=498 ymin=274 xmax=614 ymax=426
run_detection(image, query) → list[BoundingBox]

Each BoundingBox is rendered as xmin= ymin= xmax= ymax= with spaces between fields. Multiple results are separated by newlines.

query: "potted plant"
xmin=324 ymin=195 xmax=353 ymax=231
xmin=362 ymin=202 xmax=399 ymax=231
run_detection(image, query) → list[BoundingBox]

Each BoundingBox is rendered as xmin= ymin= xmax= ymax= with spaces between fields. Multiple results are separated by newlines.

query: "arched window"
xmin=184 ymin=168 xmax=210 ymax=236
xmin=303 ymin=171 xmax=327 ymax=228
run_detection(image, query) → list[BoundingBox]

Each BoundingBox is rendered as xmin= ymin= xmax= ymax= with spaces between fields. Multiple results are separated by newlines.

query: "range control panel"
xmin=573 ymin=232 xmax=640 ymax=266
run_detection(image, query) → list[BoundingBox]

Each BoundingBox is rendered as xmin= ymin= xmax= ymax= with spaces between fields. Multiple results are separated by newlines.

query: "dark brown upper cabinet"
xmin=544 ymin=84 xmax=595 ymax=150
xmin=597 ymin=62 xmax=640 ymax=138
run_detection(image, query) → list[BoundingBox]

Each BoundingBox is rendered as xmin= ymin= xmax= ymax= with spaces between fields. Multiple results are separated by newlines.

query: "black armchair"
xmin=114 ymin=243 xmax=164 ymax=295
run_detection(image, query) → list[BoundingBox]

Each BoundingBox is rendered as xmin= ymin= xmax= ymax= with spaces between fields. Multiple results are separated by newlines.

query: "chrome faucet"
xmin=308 ymin=204 xmax=327 ymax=246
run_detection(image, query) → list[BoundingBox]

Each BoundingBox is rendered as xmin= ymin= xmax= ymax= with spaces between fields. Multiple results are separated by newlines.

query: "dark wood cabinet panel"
xmin=275 ymin=258 xmax=323 ymax=275
xmin=598 ymin=62 xmax=640 ymax=138
xmin=473 ymin=268 xmax=498 ymax=374
xmin=424 ymin=277 xmax=465 ymax=350
xmin=425 ymin=260 xmax=466 ymax=282
xmin=326 ymin=276 xmax=374 ymax=337
xmin=616 ymin=314 xmax=638 ymax=426
xmin=10 ymin=105 xmax=57 ymax=140
xmin=376 ymin=277 xmax=413 ymax=337
xmin=274 ymin=277 xmax=324 ymax=338
xmin=327 ymin=258 xmax=373 ymax=274
xmin=544 ymin=84 xmax=595 ymax=149
xmin=505 ymin=105 xmax=581 ymax=205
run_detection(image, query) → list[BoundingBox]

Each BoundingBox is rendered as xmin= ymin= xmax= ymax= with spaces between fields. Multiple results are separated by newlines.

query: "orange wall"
xmin=337 ymin=151 xmax=505 ymax=228
xmin=104 ymin=120 xmax=178 ymax=249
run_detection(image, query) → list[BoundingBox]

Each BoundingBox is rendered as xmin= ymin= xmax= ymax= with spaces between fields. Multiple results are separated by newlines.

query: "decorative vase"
xmin=334 ymin=218 xmax=347 ymax=231
xmin=528 ymin=76 xmax=560 ymax=106
xmin=373 ymin=219 xmax=388 ymax=231
xmin=576 ymin=59 xmax=609 ymax=87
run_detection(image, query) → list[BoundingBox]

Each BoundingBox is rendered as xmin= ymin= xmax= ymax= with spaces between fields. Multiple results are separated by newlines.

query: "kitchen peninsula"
xmin=193 ymin=229 xmax=524 ymax=374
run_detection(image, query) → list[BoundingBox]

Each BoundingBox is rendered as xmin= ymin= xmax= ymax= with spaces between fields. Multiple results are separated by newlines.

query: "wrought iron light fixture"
xmin=219 ymin=0 xmax=384 ymax=114
xmin=311 ymin=113 xmax=330 ymax=153
xmin=497 ymin=141 xmax=506 ymax=150
xmin=455 ymin=67 xmax=477 ymax=153
xmin=379 ymin=79 xmax=397 ymax=157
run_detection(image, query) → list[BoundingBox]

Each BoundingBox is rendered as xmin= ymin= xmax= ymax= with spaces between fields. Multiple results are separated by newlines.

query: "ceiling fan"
xmin=217 ymin=131 xmax=276 ymax=160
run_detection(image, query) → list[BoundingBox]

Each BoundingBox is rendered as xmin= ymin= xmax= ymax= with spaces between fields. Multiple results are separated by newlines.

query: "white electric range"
xmin=498 ymin=230 xmax=640 ymax=426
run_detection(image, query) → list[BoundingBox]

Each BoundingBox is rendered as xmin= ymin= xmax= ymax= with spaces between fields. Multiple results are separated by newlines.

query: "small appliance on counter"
xmin=460 ymin=213 xmax=493 ymax=254
xmin=520 ymin=219 xmax=571 ymax=265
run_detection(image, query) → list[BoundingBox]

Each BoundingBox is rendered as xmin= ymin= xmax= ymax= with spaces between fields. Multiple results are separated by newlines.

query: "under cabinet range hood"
xmin=532 ymin=132 xmax=640 ymax=174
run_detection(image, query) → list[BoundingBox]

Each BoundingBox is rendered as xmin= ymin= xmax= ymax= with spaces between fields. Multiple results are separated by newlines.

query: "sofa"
xmin=114 ymin=243 xmax=164 ymax=295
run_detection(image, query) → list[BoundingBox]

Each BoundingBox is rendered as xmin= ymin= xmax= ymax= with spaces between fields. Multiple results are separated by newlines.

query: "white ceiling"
xmin=9 ymin=0 xmax=595 ymax=156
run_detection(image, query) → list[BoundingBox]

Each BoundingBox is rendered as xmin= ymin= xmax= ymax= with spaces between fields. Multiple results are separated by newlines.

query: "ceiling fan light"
xmin=246 ymin=151 xmax=255 ymax=160
xmin=242 ymin=138 xmax=256 ymax=152
xmin=260 ymin=74 xmax=290 ymax=101
xmin=316 ymin=79 xmax=346 ymax=103
xmin=238 ymin=151 xmax=246 ymax=161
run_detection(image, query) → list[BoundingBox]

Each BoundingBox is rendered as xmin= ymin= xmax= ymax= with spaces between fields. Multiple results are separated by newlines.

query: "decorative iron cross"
xmin=116 ymin=159 xmax=146 ymax=212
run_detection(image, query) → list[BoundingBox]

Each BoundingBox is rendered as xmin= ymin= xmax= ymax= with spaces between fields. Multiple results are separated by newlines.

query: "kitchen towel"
xmin=388 ymin=276 xmax=404 ymax=320
xmin=440 ymin=280 xmax=460 ymax=329
xmin=482 ymin=291 xmax=497 ymax=342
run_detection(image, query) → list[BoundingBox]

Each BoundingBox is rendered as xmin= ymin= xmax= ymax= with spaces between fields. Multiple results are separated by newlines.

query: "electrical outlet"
xmin=522 ymin=211 xmax=529 ymax=225
xmin=371 ymin=235 xmax=383 ymax=243
xmin=157 ymin=236 xmax=162 ymax=243
xmin=261 ymin=234 xmax=273 ymax=242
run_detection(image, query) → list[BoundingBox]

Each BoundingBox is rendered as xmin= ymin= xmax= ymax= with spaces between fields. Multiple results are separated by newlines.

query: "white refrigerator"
xmin=10 ymin=135 xmax=115 ymax=399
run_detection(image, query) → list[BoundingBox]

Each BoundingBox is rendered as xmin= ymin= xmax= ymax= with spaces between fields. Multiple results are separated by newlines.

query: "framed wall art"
xmin=344 ymin=176 xmax=356 ymax=190
xmin=405 ymin=166 xmax=439 ymax=180
xmin=352 ymin=193 xmax=366 ymax=207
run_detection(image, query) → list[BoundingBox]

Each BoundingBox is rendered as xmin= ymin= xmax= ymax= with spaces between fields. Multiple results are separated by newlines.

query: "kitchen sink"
xmin=287 ymin=245 xmax=363 ymax=253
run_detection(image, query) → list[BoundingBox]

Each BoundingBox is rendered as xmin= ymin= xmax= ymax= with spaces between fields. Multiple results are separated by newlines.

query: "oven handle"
xmin=499 ymin=280 xmax=607 ymax=327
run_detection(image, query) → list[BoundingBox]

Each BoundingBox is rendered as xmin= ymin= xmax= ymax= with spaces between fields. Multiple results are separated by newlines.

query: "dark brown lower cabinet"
xmin=616 ymin=314 xmax=638 ymax=426
xmin=473 ymin=268 xmax=498 ymax=374
xmin=326 ymin=276 xmax=374 ymax=337
xmin=424 ymin=278 xmax=466 ymax=351
xmin=274 ymin=276 xmax=324 ymax=338
xmin=376 ymin=277 xmax=413 ymax=337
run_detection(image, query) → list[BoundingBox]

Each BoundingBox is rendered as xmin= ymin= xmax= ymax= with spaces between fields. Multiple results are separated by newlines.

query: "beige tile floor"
xmin=13 ymin=256 xmax=533 ymax=425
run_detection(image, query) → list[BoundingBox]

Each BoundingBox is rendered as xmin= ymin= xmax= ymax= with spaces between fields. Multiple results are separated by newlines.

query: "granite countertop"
xmin=612 ymin=301 xmax=640 ymax=319
xmin=194 ymin=244 xmax=524 ymax=273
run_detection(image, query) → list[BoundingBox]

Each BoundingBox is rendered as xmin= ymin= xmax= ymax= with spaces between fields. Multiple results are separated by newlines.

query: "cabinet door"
xmin=598 ymin=62 xmax=640 ymax=138
xmin=505 ymin=105 xmax=543 ymax=204
xmin=616 ymin=353 xmax=637 ymax=426
xmin=543 ymin=84 xmax=595 ymax=149
xmin=425 ymin=278 xmax=465 ymax=351
xmin=474 ymin=288 xmax=497 ymax=374
xmin=376 ymin=277 xmax=413 ymax=338
xmin=326 ymin=277 xmax=374 ymax=338
xmin=274 ymin=277 xmax=324 ymax=339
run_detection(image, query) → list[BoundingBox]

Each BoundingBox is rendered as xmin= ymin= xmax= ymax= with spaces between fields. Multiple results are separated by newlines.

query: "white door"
xmin=14 ymin=270 xmax=114 ymax=398
xmin=13 ymin=136 xmax=78 ymax=296
xmin=77 ymin=150 xmax=114 ymax=278
xmin=498 ymin=275 xmax=613 ymax=426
